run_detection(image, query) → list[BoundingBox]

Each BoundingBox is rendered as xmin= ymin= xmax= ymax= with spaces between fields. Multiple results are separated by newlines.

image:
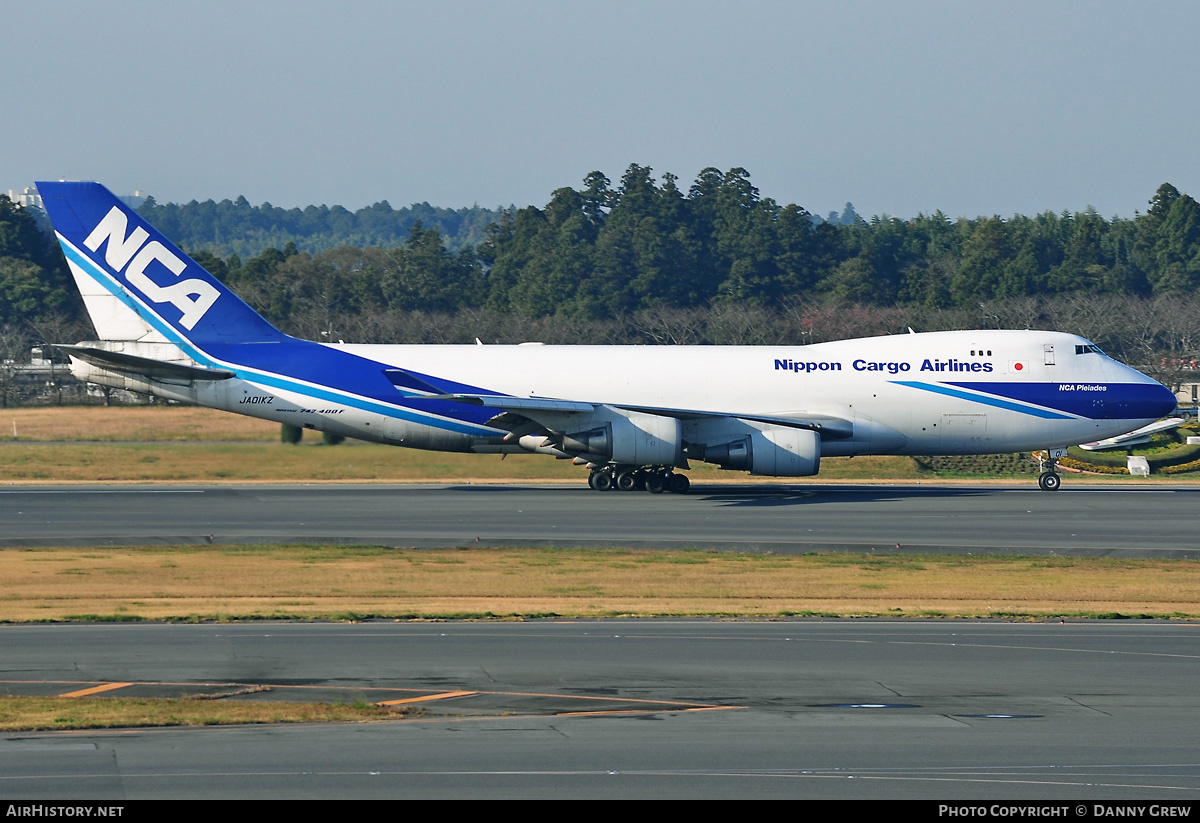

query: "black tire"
xmin=592 ymin=472 xmax=614 ymax=492
xmin=616 ymin=470 xmax=638 ymax=492
xmin=645 ymin=474 xmax=666 ymax=494
xmin=667 ymin=473 xmax=690 ymax=494
xmin=1038 ymin=472 xmax=1061 ymax=491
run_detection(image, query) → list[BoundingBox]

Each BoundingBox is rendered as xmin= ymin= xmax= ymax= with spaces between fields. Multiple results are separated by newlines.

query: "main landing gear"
xmin=1035 ymin=448 xmax=1065 ymax=492
xmin=587 ymin=466 xmax=690 ymax=494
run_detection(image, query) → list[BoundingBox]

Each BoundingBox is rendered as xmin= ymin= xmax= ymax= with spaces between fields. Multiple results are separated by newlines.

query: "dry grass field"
xmin=3 ymin=404 xmax=1186 ymax=484
xmin=0 ymin=441 xmax=595 ymax=482
xmin=2 ymin=405 xmax=279 ymax=441
xmin=0 ymin=695 xmax=407 ymax=732
xmin=0 ymin=442 xmax=935 ymax=483
xmin=4 ymin=545 xmax=1198 ymax=622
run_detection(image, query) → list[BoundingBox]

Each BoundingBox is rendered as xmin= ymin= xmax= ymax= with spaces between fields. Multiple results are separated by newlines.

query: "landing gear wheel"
xmin=591 ymin=471 xmax=614 ymax=492
xmin=1038 ymin=472 xmax=1061 ymax=492
xmin=667 ymin=473 xmax=690 ymax=494
xmin=645 ymin=473 xmax=666 ymax=494
xmin=616 ymin=470 xmax=638 ymax=492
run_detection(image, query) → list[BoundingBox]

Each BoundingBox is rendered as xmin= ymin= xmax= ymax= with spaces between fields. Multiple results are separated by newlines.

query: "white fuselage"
xmin=145 ymin=329 xmax=1170 ymax=461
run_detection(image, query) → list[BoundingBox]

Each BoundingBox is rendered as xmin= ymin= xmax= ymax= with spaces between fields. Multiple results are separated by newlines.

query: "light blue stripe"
xmin=891 ymin=380 xmax=1074 ymax=420
xmin=60 ymin=241 xmax=499 ymax=438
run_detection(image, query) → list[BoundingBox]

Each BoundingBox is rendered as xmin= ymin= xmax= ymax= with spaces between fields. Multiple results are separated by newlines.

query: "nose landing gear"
xmin=1035 ymin=448 xmax=1066 ymax=491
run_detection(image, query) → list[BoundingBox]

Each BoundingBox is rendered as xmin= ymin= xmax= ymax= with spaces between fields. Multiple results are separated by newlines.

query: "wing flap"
xmin=615 ymin=404 xmax=855 ymax=439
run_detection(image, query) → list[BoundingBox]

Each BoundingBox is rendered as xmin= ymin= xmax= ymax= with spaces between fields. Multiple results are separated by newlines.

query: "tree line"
xmin=137 ymin=195 xmax=502 ymax=258
xmin=169 ymin=166 xmax=1200 ymax=323
xmin=3 ymin=166 xmax=1200 ymax=397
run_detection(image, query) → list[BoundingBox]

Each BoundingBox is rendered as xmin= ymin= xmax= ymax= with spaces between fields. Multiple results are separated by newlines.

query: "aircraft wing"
xmin=442 ymin=393 xmax=855 ymax=439
xmin=441 ymin=394 xmax=598 ymax=415
xmin=616 ymin=403 xmax=855 ymax=439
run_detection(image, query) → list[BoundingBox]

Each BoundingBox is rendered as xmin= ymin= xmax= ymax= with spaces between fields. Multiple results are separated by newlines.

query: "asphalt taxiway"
xmin=2 ymin=482 xmax=1198 ymax=556
xmin=2 ymin=620 xmax=1199 ymax=799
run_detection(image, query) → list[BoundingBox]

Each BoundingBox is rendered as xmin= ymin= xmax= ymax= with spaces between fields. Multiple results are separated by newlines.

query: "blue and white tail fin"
xmin=37 ymin=181 xmax=283 ymax=349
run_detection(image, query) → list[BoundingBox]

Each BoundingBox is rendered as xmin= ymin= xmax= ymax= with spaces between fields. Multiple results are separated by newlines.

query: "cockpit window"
xmin=1075 ymin=344 xmax=1103 ymax=355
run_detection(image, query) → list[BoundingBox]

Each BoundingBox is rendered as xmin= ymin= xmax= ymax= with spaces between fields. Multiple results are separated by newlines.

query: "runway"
xmin=2 ymin=482 xmax=1198 ymax=556
xmin=3 ymin=620 xmax=1200 ymax=799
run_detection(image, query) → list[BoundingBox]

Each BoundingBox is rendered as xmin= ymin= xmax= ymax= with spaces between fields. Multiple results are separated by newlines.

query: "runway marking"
xmin=58 ymin=682 xmax=133 ymax=698
xmin=377 ymin=690 xmax=476 ymax=706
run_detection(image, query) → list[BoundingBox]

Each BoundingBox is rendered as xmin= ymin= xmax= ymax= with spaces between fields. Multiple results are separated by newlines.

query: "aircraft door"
xmin=940 ymin=413 xmax=987 ymax=450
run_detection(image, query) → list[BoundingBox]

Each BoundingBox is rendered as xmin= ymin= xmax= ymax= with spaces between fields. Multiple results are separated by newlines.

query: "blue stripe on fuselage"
xmin=891 ymin=381 xmax=1073 ymax=419
xmin=893 ymin=380 xmax=1173 ymax=420
xmin=944 ymin=381 xmax=1175 ymax=420
xmin=207 ymin=341 xmax=503 ymax=431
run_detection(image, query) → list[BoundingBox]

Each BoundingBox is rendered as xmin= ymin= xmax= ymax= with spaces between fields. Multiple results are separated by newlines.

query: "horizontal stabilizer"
xmin=56 ymin=344 xmax=235 ymax=382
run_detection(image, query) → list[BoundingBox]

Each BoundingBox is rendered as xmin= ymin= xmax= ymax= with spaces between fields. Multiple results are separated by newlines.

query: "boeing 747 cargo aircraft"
xmin=37 ymin=182 xmax=1176 ymax=493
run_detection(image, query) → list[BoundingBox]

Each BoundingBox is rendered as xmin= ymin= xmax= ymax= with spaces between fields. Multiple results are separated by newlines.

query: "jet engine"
xmin=700 ymin=422 xmax=821 ymax=476
xmin=559 ymin=409 xmax=682 ymax=466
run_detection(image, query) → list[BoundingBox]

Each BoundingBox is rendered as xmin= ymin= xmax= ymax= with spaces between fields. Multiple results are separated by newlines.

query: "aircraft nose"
xmin=1110 ymin=358 xmax=1178 ymax=420
xmin=1148 ymin=380 xmax=1179 ymax=419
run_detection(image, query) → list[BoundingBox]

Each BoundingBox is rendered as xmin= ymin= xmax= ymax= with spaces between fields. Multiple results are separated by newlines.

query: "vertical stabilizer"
xmin=37 ymin=182 xmax=284 ymax=349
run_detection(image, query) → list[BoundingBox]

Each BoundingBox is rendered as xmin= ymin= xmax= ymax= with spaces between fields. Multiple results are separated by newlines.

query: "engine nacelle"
xmin=701 ymin=422 xmax=821 ymax=477
xmin=561 ymin=409 xmax=682 ymax=467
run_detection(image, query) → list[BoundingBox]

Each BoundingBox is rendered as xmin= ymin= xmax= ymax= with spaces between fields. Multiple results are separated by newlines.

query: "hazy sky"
xmin=6 ymin=1 xmax=1198 ymax=220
